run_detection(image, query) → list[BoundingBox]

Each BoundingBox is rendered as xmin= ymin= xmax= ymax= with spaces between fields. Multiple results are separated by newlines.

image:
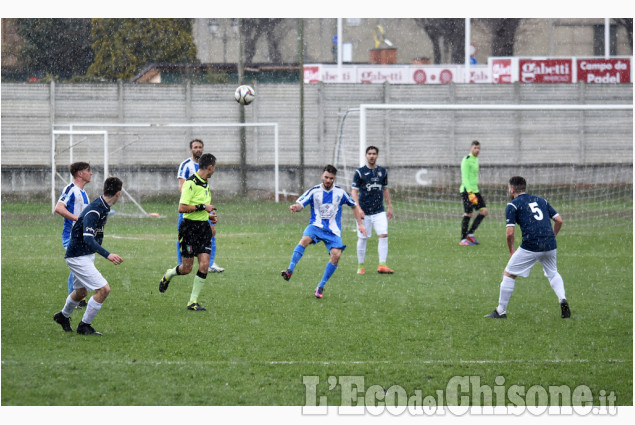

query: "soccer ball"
xmin=234 ymin=85 xmax=255 ymax=105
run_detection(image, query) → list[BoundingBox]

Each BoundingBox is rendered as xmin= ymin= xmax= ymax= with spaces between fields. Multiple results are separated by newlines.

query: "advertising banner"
xmin=577 ymin=58 xmax=631 ymax=83
xmin=490 ymin=58 xmax=515 ymax=83
xmin=304 ymin=65 xmax=490 ymax=84
xmin=519 ymin=58 xmax=573 ymax=83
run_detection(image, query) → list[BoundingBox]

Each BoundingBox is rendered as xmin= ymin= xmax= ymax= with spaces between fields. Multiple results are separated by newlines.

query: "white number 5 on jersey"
xmin=529 ymin=202 xmax=544 ymax=221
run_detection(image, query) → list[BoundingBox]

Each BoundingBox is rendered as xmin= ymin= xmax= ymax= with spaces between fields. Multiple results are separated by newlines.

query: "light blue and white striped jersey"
xmin=297 ymin=184 xmax=356 ymax=237
xmin=57 ymin=183 xmax=89 ymax=240
xmin=177 ymin=158 xmax=199 ymax=180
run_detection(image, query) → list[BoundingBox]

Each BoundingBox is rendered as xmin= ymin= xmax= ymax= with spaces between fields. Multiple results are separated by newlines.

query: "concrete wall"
xmin=1 ymin=81 xmax=632 ymax=201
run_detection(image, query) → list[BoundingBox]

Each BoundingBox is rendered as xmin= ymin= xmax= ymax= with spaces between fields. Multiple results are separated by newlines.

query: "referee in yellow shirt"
xmin=159 ymin=153 xmax=218 ymax=311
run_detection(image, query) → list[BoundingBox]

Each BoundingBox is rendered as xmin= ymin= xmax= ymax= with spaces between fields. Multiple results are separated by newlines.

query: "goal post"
xmin=51 ymin=122 xmax=281 ymax=215
xmin=334 ymin=102 xmax=633 ymax=229
xmin=51 ymin=129 xmax=108 ymax=214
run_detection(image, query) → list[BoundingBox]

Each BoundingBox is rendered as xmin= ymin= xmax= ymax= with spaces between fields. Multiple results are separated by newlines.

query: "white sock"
xmin=62 ymin=295 xmax=80 ymax=317
xmin=81 ymin=297 xmax=103 ymax=325
xmin=548 ymin=272 xmax=566 ymax=301
xmin=497 ymin=276 xmax=516 ymax=314
xmin=378 ymin=237 xmax=388 ymax=264
xmin=357 ymin=237 xmax=367 ymax=264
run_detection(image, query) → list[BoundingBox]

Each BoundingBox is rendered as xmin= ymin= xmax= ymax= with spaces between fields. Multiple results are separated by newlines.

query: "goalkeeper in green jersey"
xmin=459 ymin=140 xmax=488 ymax=246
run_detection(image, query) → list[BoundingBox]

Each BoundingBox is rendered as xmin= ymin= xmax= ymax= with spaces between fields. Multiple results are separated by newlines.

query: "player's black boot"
xmin=159 ymin=269 xmax=172 ymax=293
xmin=281 ymin=269 xmax=293 ymax=281
xmin=187 ymin=302 xmax=207 ymax=311
xmin=484 ymin=309 xmax=507 ymax=319
xmin=53 ymin=312 xmax=73 ymax=332
xmin=560 ymin=299 xmax=571 ymax=318
xmin=77 ymin=321 xmax=102 ymax=335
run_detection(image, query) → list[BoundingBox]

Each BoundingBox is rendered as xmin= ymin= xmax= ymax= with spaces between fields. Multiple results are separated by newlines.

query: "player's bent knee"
xmin=73 ymin=288 xmax=88 ymax=300
xmin=330 ymin=250 xmax=342 ymax=264
xmin=94 ymin=284 xmax=110 ymax=303
xmin=480 ymin=208 xmax=489 ymax=216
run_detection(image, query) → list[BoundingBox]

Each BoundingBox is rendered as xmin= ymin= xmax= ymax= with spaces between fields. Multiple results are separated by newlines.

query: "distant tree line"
xmin=12 ymin=18 xmax=197 ymax=81
xmin=7 ymin=18 xmax=634 ymax=81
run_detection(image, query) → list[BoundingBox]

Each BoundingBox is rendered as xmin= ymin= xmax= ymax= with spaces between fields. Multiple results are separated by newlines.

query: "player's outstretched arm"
xmin=290 ymin=202 xmax=303 ymax=213
xmin=383 ymin=187 xmax=393 ymax=219
xmin=353 ymin=205 xmax=367 ymax=237
xmin=107 ymin=253 xmax=123 ymax=265
xmin=506 ymin=226 xmax=515 ymax=256
xmin=552 ymin=215 xmax=563 ymax=236
xmin=54 ymin=202 xmax=78 ymax=221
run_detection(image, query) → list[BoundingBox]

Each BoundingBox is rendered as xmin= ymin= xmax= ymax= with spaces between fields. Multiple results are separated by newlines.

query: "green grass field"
xmin=1 ymin=199 xmax=632 ymax=407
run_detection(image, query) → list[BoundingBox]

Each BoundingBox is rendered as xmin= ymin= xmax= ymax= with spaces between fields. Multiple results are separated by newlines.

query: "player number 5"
xmin=529 ymin=202 xmax=543 ymax=221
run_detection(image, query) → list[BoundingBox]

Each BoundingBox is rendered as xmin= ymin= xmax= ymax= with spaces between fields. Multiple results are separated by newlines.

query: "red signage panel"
xmin=491 ymin=58 xmax=513 ymax=83
xmin=519 ymin=59 xmax=573 ymax=83
xmin=577 ymin=58 xmax=631 ymax=83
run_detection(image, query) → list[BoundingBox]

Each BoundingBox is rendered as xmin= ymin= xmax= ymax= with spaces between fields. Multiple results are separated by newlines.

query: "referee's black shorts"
xmin=178 ymin=219 xmax=212 ymax=258
xmin=461 ymin=191 xmax=487 ymax=214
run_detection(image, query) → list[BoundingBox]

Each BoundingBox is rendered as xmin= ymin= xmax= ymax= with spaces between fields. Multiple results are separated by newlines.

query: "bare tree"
xmin=415 ymin=18 xmax=523 ymax=63
xmin=614 ymin=18 xmax=633 ymax=52
xmin=414 ymin=18 xmax=465 ymax=64
xmin=478 ymin=18 xmax=522 ymax=56
xmin=241 ymin=19 xmax=284 ymax=64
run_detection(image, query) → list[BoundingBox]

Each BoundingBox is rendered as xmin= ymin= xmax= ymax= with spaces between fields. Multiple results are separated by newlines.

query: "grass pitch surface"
xmin=1 ymin=199 xmax=632 ymax=406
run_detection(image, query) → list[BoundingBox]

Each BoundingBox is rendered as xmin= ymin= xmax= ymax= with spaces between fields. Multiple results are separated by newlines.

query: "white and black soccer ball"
xmin=234 ymin=85 xmax=255 ymax=105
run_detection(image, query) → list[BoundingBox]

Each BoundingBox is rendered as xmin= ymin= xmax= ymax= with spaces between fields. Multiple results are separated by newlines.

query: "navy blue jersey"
xmin=352 ymin=165 xmax=388 ymax=215
xmin=506 ymin=193 xmax=559 ymax=252
xmin=65 ymin=196 xmax=112 ymax=259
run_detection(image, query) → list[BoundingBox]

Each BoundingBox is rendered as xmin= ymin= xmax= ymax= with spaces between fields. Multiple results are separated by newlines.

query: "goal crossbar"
xmin=51 ymin=122 xmax=281 ymax=213
xmin=359 ymin=103 xmax=634 ymax=166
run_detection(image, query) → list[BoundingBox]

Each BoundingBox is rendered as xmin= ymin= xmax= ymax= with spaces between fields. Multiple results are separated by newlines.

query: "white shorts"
xmin=65 ymin=254 xmax=108 ymax=291
xmin=505 ymin=247 xmax=559 ymax=279
xmin=357 ymin=211 xmax=388 ymax=238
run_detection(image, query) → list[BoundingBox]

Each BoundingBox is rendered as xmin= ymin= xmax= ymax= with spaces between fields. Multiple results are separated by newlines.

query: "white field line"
xmin=2 ymin=359 xmax=629 ymax=366
xmin=106 ymin=233 xmax=255 ymax=240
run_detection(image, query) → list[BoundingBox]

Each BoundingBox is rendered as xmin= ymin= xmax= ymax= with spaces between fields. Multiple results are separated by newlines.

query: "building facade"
xmin=193 ymin=18 xmax=633 ymax=67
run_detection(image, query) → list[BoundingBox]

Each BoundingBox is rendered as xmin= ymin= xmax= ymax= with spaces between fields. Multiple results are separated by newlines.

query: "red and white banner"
xmin=577 ymin=58 xmax=631 ymax=83
xmin=519 ymin=58 xmax=573 ymax=83
xmin=306 ymin=57 xmax=633 ymax=85
xmin=489 ymin=56 xmax=632 ymax=83
xmin=304 ymin=64 xmax=487 ymax=84
xmin=490 ymin=58 xmax=514 ymax=83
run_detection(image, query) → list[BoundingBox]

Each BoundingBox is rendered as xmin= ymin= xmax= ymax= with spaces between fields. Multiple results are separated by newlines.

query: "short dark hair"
xmin=69 ymin=162 xmax=90 ymax=177
xmin=323 ymin=164 xmax=337 ymax=175
xmin=509 ymin=176 xmax=527 ymax=193
xmin=366 ymin=145 xmax=379 ymax=154
xmin=471 ymin=140 xmax=480 ymax=146
xmin=190 ymin=139 xmax=204 ymax=149
xmin=199 ymin=153 xmax=216 ymax=169
xmin=103 ymin=177 xmax=123 ymax=196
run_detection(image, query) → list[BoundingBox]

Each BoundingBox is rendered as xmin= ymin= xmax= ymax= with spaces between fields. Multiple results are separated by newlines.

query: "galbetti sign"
xmin=520 ymin=59 xmax=573 ymax=83
xmin=577 ymin=58 xmax=631 ymax=83
xmin=489 ymin=56 xmax=632 ymax=83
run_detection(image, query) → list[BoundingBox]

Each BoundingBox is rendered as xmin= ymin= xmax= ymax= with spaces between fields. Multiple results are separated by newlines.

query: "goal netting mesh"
xmin=334 ymin=104 xmax=633 ymax=233
xmin=51 ymin=122 xmax=281 ymax=216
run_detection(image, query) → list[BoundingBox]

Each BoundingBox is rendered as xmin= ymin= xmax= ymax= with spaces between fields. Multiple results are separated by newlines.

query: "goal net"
xmin=51 ymin=122 xmax=281 ymax=216
xmin=334 ymin=104 xmax=633 ymax=234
